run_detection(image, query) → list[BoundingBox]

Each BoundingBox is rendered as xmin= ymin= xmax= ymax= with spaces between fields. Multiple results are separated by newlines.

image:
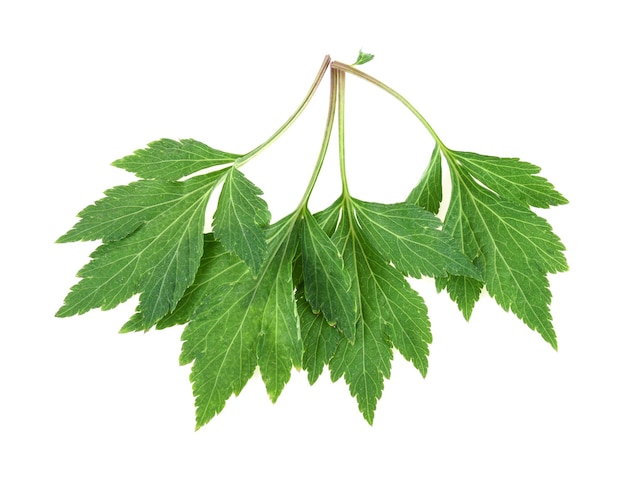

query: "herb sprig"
xmin=57 ymin=51 xmax=567 ymax=428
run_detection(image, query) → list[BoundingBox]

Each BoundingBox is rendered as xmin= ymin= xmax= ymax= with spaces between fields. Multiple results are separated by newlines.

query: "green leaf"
xmin=448 ymin=150 xmax=568 ymax=208
xmin=406 ymin=144 xmax=443 ymax=213
xmin=352 ymin=199 xmax=481 ymax=280
xmin=443 ymin=159 xmax=568 ymax=348
xmin=301 ymin=209 xmax=357 ymax=341
xmin=363 ymin=247 xmax=432 ymax=377
xmin=435 ymin=275 xmax=483 ymax=321
xmin=56 ymin=170 xmax=224 ymax=329
xmin=292 ymin=198 xmax=342 ymax=287
xmin=57 ymin=180 xmax=186 ymax=244
xmin=297 ymin=290 xmax=339 ymax=385
xmin=180 ymin=214 xmax=303 ymax=428
xmin=213 ymin=167 xmax=271 ymax=275
xmin=353 ymin=50 xmax=375 ymax=66
xmin=178 ymin=252 xmax=254 ymax=429
xmin=328 ymin=212 xmax=391 ymax=424
xmin=327 ymin=201 xmax=432 ymax=424
xmin=119 ymin=233 xmax=244 ymax=333
xmin=255 ymin=224 xmax=303 ymax=400
xmin=112 ymin=138 xmax=240 ymax=181
xmin=55 ymin=56 xmax=569 ymax=429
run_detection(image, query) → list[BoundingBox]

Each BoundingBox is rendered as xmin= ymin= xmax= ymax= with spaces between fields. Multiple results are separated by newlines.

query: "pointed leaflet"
xmin=352 ymin=198 xmax=481 ymax=280
xmin=297 ymin=290 xmax=339 ymax=385
xmin=328 ymin=212 xmax=391 ymax=425
xmin=256 ymin=218 xmax=303 ymax=399
xmin=294 ymin=202 xmax=344 ymax=384
xmin=112 ymin=138 xmax=240 ymax=180
xmin=353 ymin=50 xmax=375 ymax=66
xmin=449 ymin=150 xmax=568 ymax=208
xmin=292 ymin=198 xmax=342 ymax=287
xmin=365 ymin=247 xmax=431 ymax=376
xmin=120 ymin=234 xmax=243 ymax=333
xmin=213 ymin=167 xmax=271 ymax=275
xmin=56 ymin=171 xmax=225 ymax=329
xmin=328 ymin=203 xmax=431 ymax=424
xmin=435 ymin=275 xmax=483 ymax=321
xmin=408 ymin=148 xmax=486 ymax=319
xmin=406 ymin=144 xmax=443 ymax=214
xmin=301 ymin=208 xmax=356 ymax=341
xmin=441 ymin=149 xmax=568 ymax=348
xmin=180 ymin=214 xmax=302 ymax=428
xmin=57 ymin=179 xmax=190 ymax=244
xmin=178 ymin=250 xmax=253 ymax=429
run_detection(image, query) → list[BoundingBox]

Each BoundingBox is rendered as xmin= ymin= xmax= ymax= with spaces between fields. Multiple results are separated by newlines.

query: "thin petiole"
xmin=336 ymin=68 xmax=350 ymax=199
xmin=237 ymin=55 xmax=331 ymax=168
xmin=296 ymin=65 xmax=338 ymax=211
xmin=331 ymin=61 xmax=445 ymax=149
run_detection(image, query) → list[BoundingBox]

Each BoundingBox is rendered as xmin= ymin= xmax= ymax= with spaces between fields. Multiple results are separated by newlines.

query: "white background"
xmin=1 ymin=1 xmax=624 ymax=480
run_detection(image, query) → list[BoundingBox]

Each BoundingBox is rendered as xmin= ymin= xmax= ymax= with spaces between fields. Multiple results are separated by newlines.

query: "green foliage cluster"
xmin=57 ymin=52 xmax=567 ymax=428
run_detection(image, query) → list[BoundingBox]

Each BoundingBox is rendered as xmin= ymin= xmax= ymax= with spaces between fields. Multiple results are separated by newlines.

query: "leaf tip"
xmin=54 ymin=304 xmax=70 ymax=318
xmin=352 ymin=50 xmax=375 ymax=66
xmin=549 ymin=338 xmax=559 ymax=352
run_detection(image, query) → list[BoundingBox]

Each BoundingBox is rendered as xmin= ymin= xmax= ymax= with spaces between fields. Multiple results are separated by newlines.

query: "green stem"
xmin=336 ymin=68 xmax=350 ymax=199
xmin=331 ymin=61 xmax=445 ymax=149
xmin=236 ymin=55 xmax=331 ymax=168
xmin=296 ymin=66 xmax=338 ymax=211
